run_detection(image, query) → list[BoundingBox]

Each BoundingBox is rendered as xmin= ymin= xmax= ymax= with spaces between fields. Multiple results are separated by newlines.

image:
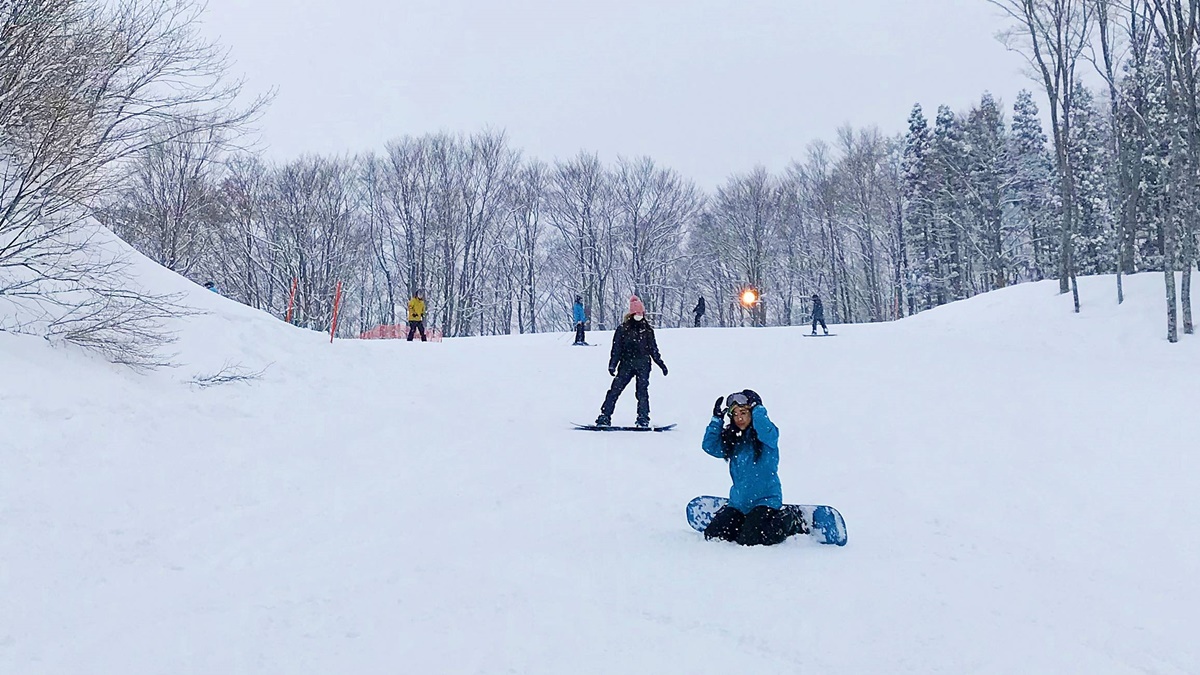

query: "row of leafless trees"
xmin=82 ymin=95 xmax=1138 ymax=337
xmin=103 ymin=135 xmax=708 ymax=337
xmin=0 ymin=0 xmax=262 ymax=365
xmin=107 ymin=114 xmax=1056 ymax=336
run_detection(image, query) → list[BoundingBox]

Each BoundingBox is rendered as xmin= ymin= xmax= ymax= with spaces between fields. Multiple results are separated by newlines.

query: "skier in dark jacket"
xmin=810 ymin=293 xmax=828 ymax=335
xmin=595 ymin=295 xmax=668 ymax=428
xmin=693 ymin=296 xmax=706 ymax=327
xmin=572 ymin=296 xmax=588 ymax=345
xmin=702 ymin=390 xmax=802 ymax=546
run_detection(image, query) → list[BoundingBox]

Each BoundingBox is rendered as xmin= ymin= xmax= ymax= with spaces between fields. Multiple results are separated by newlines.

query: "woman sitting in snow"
xmin=702 ymin=390 xmax=803 ymax=546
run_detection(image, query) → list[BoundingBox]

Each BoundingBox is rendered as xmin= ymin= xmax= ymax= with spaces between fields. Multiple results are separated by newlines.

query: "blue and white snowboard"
xmin=686 ymin=495 xmax=847 ymax=546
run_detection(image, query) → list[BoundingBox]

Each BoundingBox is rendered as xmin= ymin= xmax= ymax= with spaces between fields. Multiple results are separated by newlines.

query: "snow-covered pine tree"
xmin=902 ymin=104 xmax=937 ymax=312
xmin=1067 ymin=85 xmax=1117 ymax=275
xmin=1008 ymin=90 xmax=1057 ymax=282
xmin=931 ymin=105 xmax=969 ymax=303
xmin=964 ymin=93 xmax=1012 ymax=292
xmin=1135 ymin=46 xmax=1173 ymax=274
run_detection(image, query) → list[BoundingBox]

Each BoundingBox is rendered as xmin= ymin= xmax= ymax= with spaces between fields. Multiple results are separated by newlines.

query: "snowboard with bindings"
xmin=803 ymin=333 xmax=836 ymax=337
xmin=574 ymin=423 xmax=676 ymax=432
xmin=686 ymin=495 xmax=847 ymax=546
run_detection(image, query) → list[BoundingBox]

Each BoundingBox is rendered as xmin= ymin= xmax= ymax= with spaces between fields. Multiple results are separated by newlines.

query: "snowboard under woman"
xmin=701 ymin=390 xmax=803 ymax=546
xmin=595 ymin=295 xmax=668 ymax=428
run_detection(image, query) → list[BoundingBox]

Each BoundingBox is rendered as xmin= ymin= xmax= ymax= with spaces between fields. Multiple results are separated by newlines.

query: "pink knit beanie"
xmin=629 ymin=295 xmax=646 ymax=315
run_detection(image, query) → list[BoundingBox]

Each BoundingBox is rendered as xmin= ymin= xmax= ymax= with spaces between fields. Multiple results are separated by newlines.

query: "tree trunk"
xmin=1182 ymin=224 xmax=1194 ymax=334
xmin=1166 ymin=214 xmax=1179 ymax=343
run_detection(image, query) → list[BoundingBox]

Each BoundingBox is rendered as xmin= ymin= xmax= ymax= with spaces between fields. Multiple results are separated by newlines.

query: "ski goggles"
xmin=726 ymin=392 xmax=752 ymax=409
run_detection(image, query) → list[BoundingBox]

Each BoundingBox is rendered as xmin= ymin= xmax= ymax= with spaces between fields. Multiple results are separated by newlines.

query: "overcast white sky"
xmin=199 ymin=0 xmax=1035 ymax=188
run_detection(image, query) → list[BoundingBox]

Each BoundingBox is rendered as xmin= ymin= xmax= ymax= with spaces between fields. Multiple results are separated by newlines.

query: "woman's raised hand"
xmin=741 ymin=389 xmax=762 ymax=408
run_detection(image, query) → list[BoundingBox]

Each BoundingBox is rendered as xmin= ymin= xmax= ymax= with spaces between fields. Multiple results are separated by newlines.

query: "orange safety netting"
xmin=359 ymin=325 xmax=443 ymax=342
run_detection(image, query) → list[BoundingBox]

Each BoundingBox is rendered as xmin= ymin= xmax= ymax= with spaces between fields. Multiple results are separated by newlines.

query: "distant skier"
xmin=693 ymin=295 xmax=706 ymax=327
xmin=595 ymin=295 xmax=668 ymax=428
xmin=203 ymin=281 xmax=219 ymax=294
xmin=702 ymin=390 xmax=802 ymax=546
xmin=810 ymin=293 xmax=828 ymax=335
xmin=407 ymin=290 xmax=427 ymax=342
xmin=572 ymin=295 xmax=588 ymax=345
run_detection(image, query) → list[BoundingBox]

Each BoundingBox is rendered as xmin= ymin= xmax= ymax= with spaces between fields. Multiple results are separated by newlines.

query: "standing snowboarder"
xmin=810 ymin=293 xmax=828 ymax=335
xmin=693 ymin=295 xmax=706 ymax=327
xmin=572 ymin=295 xmax=588 ymax=345
xmin=407 ymin=290 xmax=428 ymax=342
xmin=701 ymin=390 xmax=801 ymax=546
xmin=595 ymin=295 xmax=668 ymax=428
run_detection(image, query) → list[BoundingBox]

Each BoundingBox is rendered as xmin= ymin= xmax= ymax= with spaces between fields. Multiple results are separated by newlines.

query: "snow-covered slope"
xmin=3 ymin=252 xmax=1198 ymax=673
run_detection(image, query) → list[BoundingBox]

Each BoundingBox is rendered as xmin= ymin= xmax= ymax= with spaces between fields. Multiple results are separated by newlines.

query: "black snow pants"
xmin=811 ymin=316 xmax=827 ymax=334
xmin=599 ymin=363 xmax=650 ymax=423
xmin=575 ymin=322 xmax=586 ymax=344
xmin=704 ymin=505 xmax=799 ymax=546
xmin=407 ymin=320 xmax=427 ymax=342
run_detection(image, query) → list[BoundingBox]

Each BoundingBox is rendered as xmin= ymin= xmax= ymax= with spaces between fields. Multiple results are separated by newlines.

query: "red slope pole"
xmin=329 ymin=281 xmax=343 ymax=344
xmin=285 ymin=277 xmax=298 ymax=324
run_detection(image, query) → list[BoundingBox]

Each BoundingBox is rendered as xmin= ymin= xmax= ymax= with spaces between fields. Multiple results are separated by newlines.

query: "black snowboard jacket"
xmin=812 ymin=298 xmax=825 ymax=321
xmin=608 ymin=318 xmax=666 ymax=373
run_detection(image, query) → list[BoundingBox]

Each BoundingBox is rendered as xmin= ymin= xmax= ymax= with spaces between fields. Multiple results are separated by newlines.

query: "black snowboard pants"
xmin=600 ymin=364 xmax=650 ymax=422
xmin=407 ymin=320 xmax=427 ymax=342
xmin=704 ymin=505 xmax=799 ymax=546
xmin=811 ymin=316 xmax=827 ymax=333
xmin=575 ymin=322 xmax=586 ymax=344
xmin=694 ymin=313 xmax=703 ymax=327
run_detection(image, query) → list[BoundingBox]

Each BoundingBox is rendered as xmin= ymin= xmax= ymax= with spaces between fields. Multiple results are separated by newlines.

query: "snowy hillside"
xmin=3 ymin=249 xmax=1199 ymax=673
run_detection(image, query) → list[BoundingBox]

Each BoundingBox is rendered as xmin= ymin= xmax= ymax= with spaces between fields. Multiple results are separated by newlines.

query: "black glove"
xmin=659 ymin=362 xmax=668 ymax=376
xmin=742 ymin=389 xmax=762 ymax=409
xmin=609 ymin=365 xmax=617 ymax=376
xmin=712 ymin=396 xmax=725 ymax=418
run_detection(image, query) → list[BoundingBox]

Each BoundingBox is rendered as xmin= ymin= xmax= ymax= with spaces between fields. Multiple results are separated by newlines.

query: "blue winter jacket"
xmin=573 ymin=301 xmax=586 ymax=324
xmin=702 ymin=406 xmax=783 ymax=512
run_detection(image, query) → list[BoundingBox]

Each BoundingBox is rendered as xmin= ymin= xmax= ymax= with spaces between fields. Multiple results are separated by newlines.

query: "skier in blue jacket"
xmin=572 ymin=296 xmax=588 ymax=345
xmin=701 ymin=389 xmax=802 ymax=545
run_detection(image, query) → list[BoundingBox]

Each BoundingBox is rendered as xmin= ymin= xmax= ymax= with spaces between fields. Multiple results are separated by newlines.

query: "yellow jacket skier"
xmin=406 ymin=291 xmax=427 ymax=342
